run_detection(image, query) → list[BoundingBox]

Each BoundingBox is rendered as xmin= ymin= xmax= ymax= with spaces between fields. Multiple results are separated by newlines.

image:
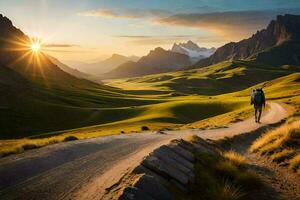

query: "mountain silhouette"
xmin=103 ymin=47 xmax=191 ymax=79
xmin=77 ymin=54 xmax=139 ymax=75
xmin=47 ymin=55 xmax=93 ymax=80
xmin=194 ymin=14 xmax=300 ymax=68
xmin=0 ymin=14 xmax=98 ymax=89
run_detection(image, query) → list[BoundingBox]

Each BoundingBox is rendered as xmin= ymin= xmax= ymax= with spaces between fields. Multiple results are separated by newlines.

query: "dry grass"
xmin=223 ymin=151 xmax=247 ymax=168
xmin=289 ymin=154 xmax=300 ymax=174
xmin=250 ymin=118 xmax=300 ymax=174
xmin=0 ymin=135 xmax=77 ymax=157
xmin=221 ymin=180 xmax=245 ymax=200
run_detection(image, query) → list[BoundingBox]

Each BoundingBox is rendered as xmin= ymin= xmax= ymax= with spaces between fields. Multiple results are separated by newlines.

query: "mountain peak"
xmin=0 ymin=14 xmax=13 ymax=27
xmin=149 ymin=47 xmax=166 ymax=55
xmin=111 ymin=53 xmax=126 ymax=58
xmin=171 ymin=40 xmax=215 ymax=59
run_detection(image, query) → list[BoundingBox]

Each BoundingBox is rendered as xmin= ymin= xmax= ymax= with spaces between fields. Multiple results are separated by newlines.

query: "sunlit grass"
xmin=250 ymin=118 xmax=300 ymax=173
xmin=223 ymin=151 xmax=247 ymax=168
xmin=1 ymin=60 xmax=299 ymax=157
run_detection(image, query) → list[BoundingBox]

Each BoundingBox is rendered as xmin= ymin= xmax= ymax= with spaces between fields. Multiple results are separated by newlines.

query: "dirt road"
xmin=0 ymin=102 xmax=288 ymax=200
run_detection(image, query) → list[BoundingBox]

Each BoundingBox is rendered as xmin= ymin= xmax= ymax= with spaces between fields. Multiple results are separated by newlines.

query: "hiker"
xmin=251 ymin=88 xmax=266 ymax=123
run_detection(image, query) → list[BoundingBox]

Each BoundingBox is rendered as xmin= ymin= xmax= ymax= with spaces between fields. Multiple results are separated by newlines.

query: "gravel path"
xmin=0 ymin=102 xmax=287 ymax=200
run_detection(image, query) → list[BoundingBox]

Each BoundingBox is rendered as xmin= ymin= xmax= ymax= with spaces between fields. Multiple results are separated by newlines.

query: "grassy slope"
xmin=105 ymin=61 xmax=296 ymax=95
xmin=1 ymin=59 xmax=299 ymax=156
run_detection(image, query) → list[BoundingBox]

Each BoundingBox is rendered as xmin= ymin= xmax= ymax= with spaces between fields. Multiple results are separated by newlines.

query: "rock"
xmin=142 ymin=155 xmax=190 ymax=185
xmin=156 ymin=145 xmax=194 ymax=170
xmin=119 ymin=187 xmax=154 ymax=200
xmin=155 ymin=130 xmax=167 ymax=135
xmin=151 ymin=147 xmax=194 ymax=182
xmin=177 ymin=139 xmax=196 ymax=152
xmin=133 ymin=175 xmax=172 ymax=200
xmin=169 ymin=179 xmax=189 ymax=193
xmin=167 ymin=143 xmax=194 ymax=162
xmin=133 ymin=165 xmax=170 ymax=187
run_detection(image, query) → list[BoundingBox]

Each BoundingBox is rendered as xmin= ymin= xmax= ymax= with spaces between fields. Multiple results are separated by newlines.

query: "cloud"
xmin=113 ymin=35 xmax=223 ymax=47
xmin=44 ymin=43 xmax=78 ymax=48
xmin=113 ymin=35 xmax=197 ymax=39
xmin=79 ymin=8 xmax=173 ymax=19
xmin=80 ymin=7 xmax=300 ymax=41
xmin=155 ymin=9 xmax=300 ymax=40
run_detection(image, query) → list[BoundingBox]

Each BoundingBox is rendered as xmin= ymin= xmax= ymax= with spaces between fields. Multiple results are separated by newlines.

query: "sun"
xmin=31 ymin=42 xmax=41 ymax=53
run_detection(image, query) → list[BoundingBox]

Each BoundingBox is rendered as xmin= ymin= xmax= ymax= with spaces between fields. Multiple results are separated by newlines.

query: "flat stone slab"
xmin=167 ymin=143 xmax=194 ymax=162
xmin=133 ymin=175 xmax=172 ymax=200
xmin=151 ymin=148 xmax=194 ymax=182
xmin=142 ymin=155 xmax=190 ymax=185
xmin=156 ymin=145 xmax=194 ymax=170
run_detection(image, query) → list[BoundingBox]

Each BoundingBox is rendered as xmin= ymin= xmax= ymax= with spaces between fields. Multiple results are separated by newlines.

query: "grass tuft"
xmin=221 ymin=180 xmax=245 ymax=200
xmin=223 ymin=151 xmax=247 ymax=168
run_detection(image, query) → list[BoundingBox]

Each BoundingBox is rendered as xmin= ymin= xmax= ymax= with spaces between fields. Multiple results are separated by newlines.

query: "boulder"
xmin=167 ymin=143 xmax=194 ymax=162
xmin=142 ymin=155 xmax=190 ymax=185
xmin=133 ymin=165 xmax=170 ymax=187
xmin=133 ymin=175 xmax=172 ymax=200
xmin=151 ymin=148 xmax=194 ymax=182
xmin=157 ymin=145 xmax=194 ymax=170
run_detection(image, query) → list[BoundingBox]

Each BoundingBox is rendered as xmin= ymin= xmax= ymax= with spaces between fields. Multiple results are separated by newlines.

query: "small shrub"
xmin=63 ymin=135 xmax=79 ymax=142
xmin=141 ymin=126 xmax=150 ymax=131
xmin=223 ymin=151 xmax=247 ymax=168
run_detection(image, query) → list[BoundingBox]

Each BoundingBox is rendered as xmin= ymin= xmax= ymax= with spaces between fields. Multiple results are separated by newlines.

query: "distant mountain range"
xmin=102 ymin=42 xmax=213 ymax=79
xmin=194 ymin=14 xmax=300 ymax=68
xmin=102 ymin=47 xmax=191 ymax=79
xmin=171 ymin=40 xmax=215 ymax=62
xmin=47 ymin=55 xmax=93 ymax=80
xmin=70 ymin=54 xmax=139 ymax=75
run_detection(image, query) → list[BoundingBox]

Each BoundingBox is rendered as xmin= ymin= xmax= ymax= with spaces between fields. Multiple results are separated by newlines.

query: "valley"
xmin=0 ymin=7 xmax=299 ymax=200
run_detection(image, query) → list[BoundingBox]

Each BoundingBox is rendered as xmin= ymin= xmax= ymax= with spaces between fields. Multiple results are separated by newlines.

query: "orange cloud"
xmin=79 ymin=8 xmax=173 ymax=19
xmin=155 ymin=9 xmax=300 ymax=40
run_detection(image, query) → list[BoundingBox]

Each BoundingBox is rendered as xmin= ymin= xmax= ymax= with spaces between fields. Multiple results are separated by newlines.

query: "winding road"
xmin=0 ymin=102 xmax=288 ymax=200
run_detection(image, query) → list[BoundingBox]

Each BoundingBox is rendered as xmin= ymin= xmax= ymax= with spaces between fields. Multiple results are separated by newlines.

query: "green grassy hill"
xmin=106 ymin=60 xmax=298 ymax=95
xmin=2 ymin=56 xmax=298 ymax=139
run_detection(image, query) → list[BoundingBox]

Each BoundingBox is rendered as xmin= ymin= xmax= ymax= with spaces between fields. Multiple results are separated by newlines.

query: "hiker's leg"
xmin=257 ymin=107 xmax=262 ymax=123
xmin=254 ymin=107 xmax=258 ymax=122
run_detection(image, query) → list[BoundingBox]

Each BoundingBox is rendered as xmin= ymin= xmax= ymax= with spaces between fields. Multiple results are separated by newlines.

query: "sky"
xmin=0 ymin=0 xmax=300 ymax=63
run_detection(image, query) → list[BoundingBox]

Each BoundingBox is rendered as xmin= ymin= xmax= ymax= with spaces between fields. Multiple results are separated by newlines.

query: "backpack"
xmin=253 ymin=90 xmax=263 ymax=105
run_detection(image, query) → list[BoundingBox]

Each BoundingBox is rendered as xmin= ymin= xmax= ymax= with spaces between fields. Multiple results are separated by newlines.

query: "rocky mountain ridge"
xmin=103 ymin=47 xmax=191 ymax=79
xmin=194 ymin=14 xmax=300 ymax=67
